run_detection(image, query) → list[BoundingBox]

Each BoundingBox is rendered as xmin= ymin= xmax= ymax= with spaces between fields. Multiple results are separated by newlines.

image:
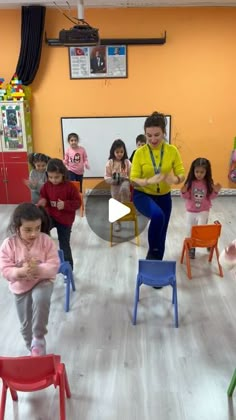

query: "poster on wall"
xmin=0 ymin=105 xmax=24 ymax=150
xmin=69 ymin=45 xmax=127 ymax=79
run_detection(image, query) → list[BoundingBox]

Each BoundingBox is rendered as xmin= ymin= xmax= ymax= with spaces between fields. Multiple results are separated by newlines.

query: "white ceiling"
xmin=0 ymin=0 xmax=236 ymax=9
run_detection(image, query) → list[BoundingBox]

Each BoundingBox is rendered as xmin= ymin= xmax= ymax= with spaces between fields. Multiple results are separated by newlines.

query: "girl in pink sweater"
xmin=0 ymin=203 xmax=59 ymax=356
xmin=181 ymin=157 xmax=221 ymax=259
xmin=63 ymin=132 xmax=90 ymax=192
xmin=104 ymin=139 xmax=131 ymax=232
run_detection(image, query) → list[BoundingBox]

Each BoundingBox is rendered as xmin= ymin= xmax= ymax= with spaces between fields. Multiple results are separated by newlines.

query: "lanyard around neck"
xmin=148 ymin=143 xmax=164 ymax=175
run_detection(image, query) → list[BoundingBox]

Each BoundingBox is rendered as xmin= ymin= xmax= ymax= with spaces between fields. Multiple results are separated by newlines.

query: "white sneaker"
xmin=114 ymin=221 xmax=121 ymax=232
xmin=31 ymin=337 xmax=46 ymax=356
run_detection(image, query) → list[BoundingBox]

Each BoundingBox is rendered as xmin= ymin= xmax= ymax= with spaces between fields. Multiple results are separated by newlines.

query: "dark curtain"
xmin=15 ymin=5 xmax=46 ymax=85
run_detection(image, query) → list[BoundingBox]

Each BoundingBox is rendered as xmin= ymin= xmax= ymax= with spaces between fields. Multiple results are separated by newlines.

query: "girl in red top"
xmin=38 ymin=158 xmax=81 ymax=270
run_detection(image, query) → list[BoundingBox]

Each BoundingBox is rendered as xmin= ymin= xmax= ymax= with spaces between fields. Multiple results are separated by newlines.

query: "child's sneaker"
xmin=31 ymin=337 xmax=46 ymax=357
xmin=189 ymin=248 xmax=195 ymax=259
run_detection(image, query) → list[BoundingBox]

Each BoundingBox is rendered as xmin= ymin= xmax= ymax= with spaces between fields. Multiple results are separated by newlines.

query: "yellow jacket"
xmin=130 ymin=141 xmax=185 ymax=195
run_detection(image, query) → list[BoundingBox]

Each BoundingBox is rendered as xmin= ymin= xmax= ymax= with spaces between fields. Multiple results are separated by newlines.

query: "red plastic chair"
xmin=180 ymin=222 xmax=223 ymax=279
xmin=0 ymin=354 xmax=71 ymax=420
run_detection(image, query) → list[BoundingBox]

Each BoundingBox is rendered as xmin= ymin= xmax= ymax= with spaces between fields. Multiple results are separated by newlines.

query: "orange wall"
xmin=1 ymin=6 xmax=236 ymax=189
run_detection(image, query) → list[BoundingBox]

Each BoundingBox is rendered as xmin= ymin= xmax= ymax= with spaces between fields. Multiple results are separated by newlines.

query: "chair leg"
xmin=227 ymin=369 xmax=236 ymax=397
xmin=80 ymin=193 xmax=85 ymax=217
xmin=132 ymin=284 xmax=140 ymax=325
xmin=181 ymin=243 xmax=192 ymax=279
xmin=64 ymin=366 xmax=72 ymax=398
xmin=65 ymin=268 xmax=76 ymax=312
xmin=110 ymin=224 xmax=113 ymax=247
xmin=208 ymin=246 xmax=214 ymax=262
xmin=9 ymin=388 xmax=18 ymax=401
xmin=180 ymin=243 xmax=186 ymax=264
xmin=0 ymin=384 xmax=7 ymax=420
xmin=59 ymin=370 xmax=66 ymax=420
xmin=65 ymin=277 xmax=70 ymax=312
xmin=134 ymin=220 xmax=140 ymax=246
xmin=185 ymin=247 xmax=192 ymax=279
xmin=215 ymin=246 xmax=224 ymax=277
xmin=70 ymin=271 xmax=76 ymax=292
xmin=172 ymin=284 xmax=179 ymax=328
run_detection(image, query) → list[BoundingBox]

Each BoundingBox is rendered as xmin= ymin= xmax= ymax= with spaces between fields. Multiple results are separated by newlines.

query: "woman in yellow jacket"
xmin=130 ymin=111 xmax=185 ymax=260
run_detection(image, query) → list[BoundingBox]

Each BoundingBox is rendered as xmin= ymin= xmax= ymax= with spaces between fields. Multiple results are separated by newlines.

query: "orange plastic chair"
xmin=180 ymin=223 xmax=223 ymax=279
xmin=0 ymin=354 xmax=71 ymax=420
xmin=110 ymin=201 xmax=140 ymax=247
xmin=70 ymin=181 xmax=85 ymax=217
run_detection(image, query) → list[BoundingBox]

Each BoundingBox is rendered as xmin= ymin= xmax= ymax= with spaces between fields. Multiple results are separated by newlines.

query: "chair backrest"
xmin=138 ymin=259 xmax=176 ymax=278
xmin=70 ymin=180 xmax=81 ymax=192
xmin=118 ymin=201 xmax=137 ymax=222
xmin=190 ymin=224 xmax=222 ymax=247
xmin=0 ymin=354 xmax=58 ymax=385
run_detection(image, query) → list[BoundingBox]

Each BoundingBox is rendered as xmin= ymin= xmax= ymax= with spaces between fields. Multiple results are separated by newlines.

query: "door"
xmin=0 ymin=163 xmax=8 ymax=204
xmin=5 ymin=162 xmax=31 ymax=204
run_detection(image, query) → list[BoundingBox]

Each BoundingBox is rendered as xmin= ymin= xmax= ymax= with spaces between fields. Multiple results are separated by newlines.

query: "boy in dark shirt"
xmin=129 ymin=134 xmax=146 ymax=163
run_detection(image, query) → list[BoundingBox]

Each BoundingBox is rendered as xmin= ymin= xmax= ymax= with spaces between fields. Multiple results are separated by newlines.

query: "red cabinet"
xmin=0 ymin=155 xmax=30 ymax=204
xmin=0 ymin=101 xmax=33 ymax=204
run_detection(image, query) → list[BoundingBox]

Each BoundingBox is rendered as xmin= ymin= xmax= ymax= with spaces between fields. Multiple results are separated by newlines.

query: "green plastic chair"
xmin=227 ymin=369 xmax=236 ymax=397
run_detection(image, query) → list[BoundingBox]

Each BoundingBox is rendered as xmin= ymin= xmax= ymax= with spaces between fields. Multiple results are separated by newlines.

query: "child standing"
xmin=181 ymin=157 xmax=221 ymax=258
xmin=129 ymin=134 xmax=147 ymax=163
xmin=0 ymin=203 xmax=59 ymax=356
xmin=104 ymin=139 xmax=131 ymax=231
xmin=38 ymin=158 xmax=81 ymax=270
xmin=63 ymin=132 xmax=89 ymax=192
xmin=25 ymin=153 xmax=50 ymax=204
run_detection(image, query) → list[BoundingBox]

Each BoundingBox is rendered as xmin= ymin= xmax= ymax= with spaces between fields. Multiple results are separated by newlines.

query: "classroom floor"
xmin=0 ymin=196 xmax=235 ymax=420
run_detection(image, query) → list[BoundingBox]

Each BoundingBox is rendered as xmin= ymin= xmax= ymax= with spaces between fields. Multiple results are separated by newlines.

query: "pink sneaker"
xmin=31 ymin=337 xmax=46 ymax=357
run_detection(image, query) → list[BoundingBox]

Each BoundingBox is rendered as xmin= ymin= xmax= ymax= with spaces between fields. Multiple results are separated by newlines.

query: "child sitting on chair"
xmin=104 ymin=139 xmax=131 ymax=232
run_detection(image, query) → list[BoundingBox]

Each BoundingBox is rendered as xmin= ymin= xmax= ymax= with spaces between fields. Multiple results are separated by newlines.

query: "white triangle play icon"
xmin=108 ymin=198 xmax=131 ymax=223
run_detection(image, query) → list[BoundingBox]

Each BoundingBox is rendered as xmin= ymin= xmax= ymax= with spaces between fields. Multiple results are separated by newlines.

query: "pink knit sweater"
xmin=0 ymin=233 xmax=60 ymax=294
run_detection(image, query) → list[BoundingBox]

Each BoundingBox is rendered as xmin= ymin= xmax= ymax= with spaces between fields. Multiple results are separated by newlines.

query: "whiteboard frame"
xmin=61 ymin=115 xmax=171 ymax=178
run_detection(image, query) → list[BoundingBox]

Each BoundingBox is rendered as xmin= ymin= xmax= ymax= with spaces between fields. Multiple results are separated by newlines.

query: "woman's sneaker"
xmin=31 ymin=337 xmax=46 ymax=357
xmin=189 ymin=248 xmax=195 ymax=259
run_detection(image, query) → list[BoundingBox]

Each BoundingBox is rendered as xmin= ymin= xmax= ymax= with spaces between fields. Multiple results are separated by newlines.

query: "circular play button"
xmin=85 ymin=180 xmax=149 ymax=243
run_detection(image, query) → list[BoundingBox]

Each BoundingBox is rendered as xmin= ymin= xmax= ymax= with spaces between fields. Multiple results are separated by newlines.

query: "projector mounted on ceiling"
xmin=59 ymin=18 xmax=99 ymax=46
xmin=46 ymin=1 xmax=166 ymax=47
xmin=51 ymin=1 xmax=99 ymax=46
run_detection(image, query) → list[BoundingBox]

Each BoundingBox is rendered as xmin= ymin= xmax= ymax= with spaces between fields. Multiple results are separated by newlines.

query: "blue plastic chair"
xmin=58 ymin=250 xmax=76 ymax=312
xmin=132 ymin=260 xmax=178 ymax=328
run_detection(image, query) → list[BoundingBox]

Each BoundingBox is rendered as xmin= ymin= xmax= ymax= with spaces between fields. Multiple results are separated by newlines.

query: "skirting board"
xmin=85 ymin=188 xmax=236 ymax=196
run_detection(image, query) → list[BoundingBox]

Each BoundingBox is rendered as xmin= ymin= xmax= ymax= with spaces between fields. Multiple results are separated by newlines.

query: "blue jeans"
xmin=68 ymin=171 xmax=83 ymax=192
xmin=133 ymin=190 xmax=172 ymax=259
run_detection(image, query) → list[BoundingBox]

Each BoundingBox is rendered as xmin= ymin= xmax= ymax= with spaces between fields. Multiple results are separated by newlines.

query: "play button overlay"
xmin=108 ymin=198 xmax=130 ymax=223
xmin=85 ymin=180 xmax=149 ymax=243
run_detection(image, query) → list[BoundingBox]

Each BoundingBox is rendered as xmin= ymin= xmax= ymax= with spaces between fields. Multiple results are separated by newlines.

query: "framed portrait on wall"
xmin=69 ymin=45 xmax=127 ymax=79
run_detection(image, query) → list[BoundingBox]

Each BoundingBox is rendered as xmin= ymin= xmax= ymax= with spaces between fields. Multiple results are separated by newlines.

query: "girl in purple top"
xmin=181 ymin=157 xmax=221 ymax=258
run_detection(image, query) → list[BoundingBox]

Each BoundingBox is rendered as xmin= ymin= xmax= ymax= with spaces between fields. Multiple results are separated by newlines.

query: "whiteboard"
xmin=61 ymin=115 xmax=171 ymax=178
